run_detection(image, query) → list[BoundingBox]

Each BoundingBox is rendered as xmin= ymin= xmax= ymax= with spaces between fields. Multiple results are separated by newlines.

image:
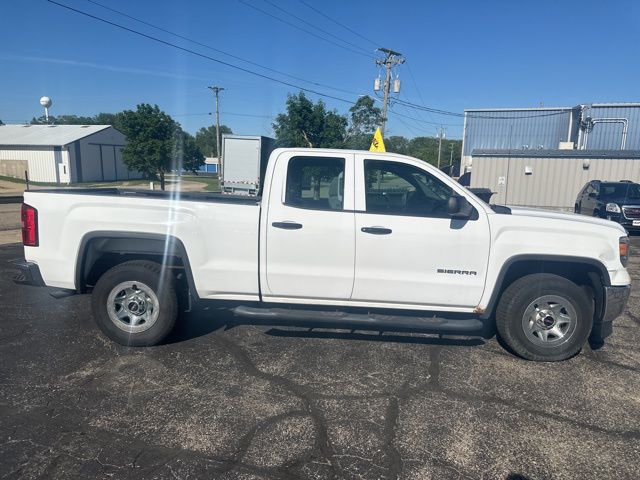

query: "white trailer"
xmin=221 ymin=135 xmax=275 ymax=195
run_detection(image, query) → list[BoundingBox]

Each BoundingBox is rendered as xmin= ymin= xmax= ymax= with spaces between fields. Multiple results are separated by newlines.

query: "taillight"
xmin=21 ymin=203 xmax=38 ymax=247
xmin=619 ymin=236 xmax=629 ymax=267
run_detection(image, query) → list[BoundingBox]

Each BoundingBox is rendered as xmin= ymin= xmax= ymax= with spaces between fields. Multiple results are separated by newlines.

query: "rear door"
xmin=263 ymin=151 xmax=355 ymax=301
xmin=352 ymin=154 xmax=491 ymax=309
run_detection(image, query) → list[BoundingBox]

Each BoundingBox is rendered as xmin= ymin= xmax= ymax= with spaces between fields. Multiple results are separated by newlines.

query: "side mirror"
xmin=588 ymin=192 xmax=597 ymax=198
xmin=448 ymin=194 xmax=474 ymax=219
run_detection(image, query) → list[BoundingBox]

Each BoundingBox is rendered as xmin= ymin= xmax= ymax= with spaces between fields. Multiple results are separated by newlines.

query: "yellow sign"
xmin=369 ymin=128 xmax=386 ymax=152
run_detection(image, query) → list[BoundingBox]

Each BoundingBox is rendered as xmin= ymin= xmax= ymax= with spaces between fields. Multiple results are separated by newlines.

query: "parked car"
xmin=575 ymin=180 xmax=640 ymax=230
xmin=13 ymin=148 xmax=631 ymax=361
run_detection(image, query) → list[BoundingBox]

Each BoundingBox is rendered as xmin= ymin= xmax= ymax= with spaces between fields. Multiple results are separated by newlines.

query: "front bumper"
xmin=599 ymin=211 xmax=640 ymax=230
xmin=9 ymin=258 xmax=46 ymax=287
xmin=591 ymin=284 xmax=631 ymax=342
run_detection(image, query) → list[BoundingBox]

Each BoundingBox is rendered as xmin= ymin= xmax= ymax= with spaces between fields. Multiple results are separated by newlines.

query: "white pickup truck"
xmin=13 ymin=148 xmax=631 ymax=361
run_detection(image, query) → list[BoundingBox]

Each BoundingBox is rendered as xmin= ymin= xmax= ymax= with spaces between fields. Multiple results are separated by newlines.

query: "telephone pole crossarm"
xmin=375 ymin=48 xmax=404 ymax=137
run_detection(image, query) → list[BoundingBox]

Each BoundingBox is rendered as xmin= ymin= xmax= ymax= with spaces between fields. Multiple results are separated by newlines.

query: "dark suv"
xmin=575 ymin=180 xmax=640 ymax=230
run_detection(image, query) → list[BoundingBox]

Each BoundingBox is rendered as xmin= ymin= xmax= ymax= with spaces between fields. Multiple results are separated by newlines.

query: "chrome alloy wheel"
xmin=106 ymin=281 xmax=160 ymax=334
xmin=521 ymin=295 xmax=577 ymax=346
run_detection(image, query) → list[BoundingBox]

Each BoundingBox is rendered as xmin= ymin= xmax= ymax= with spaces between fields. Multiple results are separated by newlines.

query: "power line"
xmin=296 ymin=0 xmax=378 ymax=48
xmin=50 ymin=1 xmax=570 ymax=124
xmin=394 ymin=97 xmax=571 ymax=119
xmin=394 ymin=116 xmax=423 ymax=137
xmin=223 ymin=111 xmax=275 ymax=118
xmin=83 ymin=0 xmax=360 ymax=96
xmin=237 ymin=0 xmax=374 ymax=59
xmin=259 ymin=0 xmax=373 ymax=55
xmin=389 ymin=106 xmax=463 ymax=127
xmin=405 ymin=65 xmax=437 ymax=124
xmin=47 ymin=0 xmax=356 ymax=105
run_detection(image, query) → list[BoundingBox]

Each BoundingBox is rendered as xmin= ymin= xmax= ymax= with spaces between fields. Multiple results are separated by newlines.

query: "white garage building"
xmin=0 ymin=124 xmax=142 ymax=184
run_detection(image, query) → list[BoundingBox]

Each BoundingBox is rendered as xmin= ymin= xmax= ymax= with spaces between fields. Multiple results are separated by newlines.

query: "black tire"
xmin=574 ymin=204 xmax=580 ymax=214
xmin=496 ymin=273 xmax=593 ymax=361
xmin=91 ymin=260 xmax=178 ymax=346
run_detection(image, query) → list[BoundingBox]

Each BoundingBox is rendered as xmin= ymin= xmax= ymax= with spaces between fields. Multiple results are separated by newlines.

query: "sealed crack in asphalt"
xmin=208 ymin=333 xmax=452 ymax=479
xmin=382 ymin=394 xmax=403 ymax=480
xmin=210 ymin=331 xmax=342 ymax=479
xmin=625 ymin=309 xmax=640 ymax=325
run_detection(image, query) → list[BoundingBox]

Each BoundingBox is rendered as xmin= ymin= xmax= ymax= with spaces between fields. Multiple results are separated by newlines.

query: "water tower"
xmin=39 ymin=96 xmax=52 ymax=123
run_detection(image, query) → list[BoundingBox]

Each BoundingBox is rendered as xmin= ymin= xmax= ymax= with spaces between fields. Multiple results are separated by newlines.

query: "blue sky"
xmin=2 ymin=0 xmax=639 ymax=139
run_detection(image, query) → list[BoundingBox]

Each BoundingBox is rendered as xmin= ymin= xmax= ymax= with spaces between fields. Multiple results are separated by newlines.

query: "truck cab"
xmin=261 ymin=149 xmax=489 ymax=310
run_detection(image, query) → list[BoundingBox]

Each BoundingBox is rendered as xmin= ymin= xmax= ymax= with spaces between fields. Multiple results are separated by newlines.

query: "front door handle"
xmin=361 ymin=226 xmax=392 ymax=235
xmin=272 ymin=221 xmax=303 ymax=230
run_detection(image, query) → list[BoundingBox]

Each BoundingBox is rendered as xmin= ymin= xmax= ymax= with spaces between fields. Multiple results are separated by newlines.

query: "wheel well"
xmin=485 ymin=259 xmax=606 ymax=320
xmin=76 ymin=235 xmax=196 ymax=305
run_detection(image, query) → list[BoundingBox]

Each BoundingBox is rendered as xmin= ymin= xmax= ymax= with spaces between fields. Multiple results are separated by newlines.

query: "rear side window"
xmin=285 ymin=156 xmax=345 ymax=211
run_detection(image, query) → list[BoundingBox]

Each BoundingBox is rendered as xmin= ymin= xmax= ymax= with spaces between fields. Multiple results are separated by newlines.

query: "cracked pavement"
xmin=1 ymin=241 xmax=639 ymax=479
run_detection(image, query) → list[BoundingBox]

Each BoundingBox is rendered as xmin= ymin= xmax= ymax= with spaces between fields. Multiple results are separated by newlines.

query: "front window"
xmin=364 ymin=160 xmax=452 ymax=217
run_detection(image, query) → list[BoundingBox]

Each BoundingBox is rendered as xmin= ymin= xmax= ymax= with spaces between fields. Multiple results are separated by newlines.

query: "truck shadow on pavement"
xmin=166 ymin=304 xmax=486 ymax=349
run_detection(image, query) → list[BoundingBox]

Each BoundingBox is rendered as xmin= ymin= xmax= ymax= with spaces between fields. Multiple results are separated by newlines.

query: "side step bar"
xmin=231 ymin=305 xmax=485 ymax=336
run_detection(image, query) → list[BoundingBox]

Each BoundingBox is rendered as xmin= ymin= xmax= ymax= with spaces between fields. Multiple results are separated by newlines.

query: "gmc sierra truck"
xmin=13 ymin=148 xmax=631 ymax=361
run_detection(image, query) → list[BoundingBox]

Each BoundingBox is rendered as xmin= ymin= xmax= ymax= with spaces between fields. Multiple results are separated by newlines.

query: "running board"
xmin=231 ymin=305 xmax=484 ymax=335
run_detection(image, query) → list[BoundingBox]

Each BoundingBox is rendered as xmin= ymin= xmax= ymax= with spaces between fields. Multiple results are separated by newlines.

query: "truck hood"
xmin=505 ymin=206 xmax=627 ymax=234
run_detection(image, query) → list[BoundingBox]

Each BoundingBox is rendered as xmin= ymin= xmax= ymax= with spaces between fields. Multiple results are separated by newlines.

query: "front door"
xmin=264 ymin=152 xmax=355 ymax=301
xmin=352 ymin=155 xmax=491 ymax=309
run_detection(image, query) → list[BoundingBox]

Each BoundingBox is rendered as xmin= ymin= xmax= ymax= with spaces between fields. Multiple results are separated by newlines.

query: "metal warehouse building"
xmin=461 ymin=103 xmax=640 ymax=209
xmin=0 ymin=124 xmax=142 ymax=184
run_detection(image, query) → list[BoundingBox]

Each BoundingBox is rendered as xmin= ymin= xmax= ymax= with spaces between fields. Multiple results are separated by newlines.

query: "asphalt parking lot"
xmin=1 ymin=240 xmax=639 ymax=480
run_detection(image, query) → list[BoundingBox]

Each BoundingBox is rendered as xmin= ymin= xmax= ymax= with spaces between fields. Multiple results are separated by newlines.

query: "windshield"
xmin=600 ymin=183 xmax=640 ymax=200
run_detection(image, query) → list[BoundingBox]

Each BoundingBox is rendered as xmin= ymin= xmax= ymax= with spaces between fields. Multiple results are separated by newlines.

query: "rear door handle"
xmin=272 ymin=221 xmax=303 ymax=230
xmin=361 ymin=226 xmax=392 ymax=235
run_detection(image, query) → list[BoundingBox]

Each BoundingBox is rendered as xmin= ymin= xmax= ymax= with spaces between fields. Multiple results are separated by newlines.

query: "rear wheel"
xmin=91 ymin=260 xmax=178 ymax=346
xmin=496 ymin=273 xmax=592 ymax=361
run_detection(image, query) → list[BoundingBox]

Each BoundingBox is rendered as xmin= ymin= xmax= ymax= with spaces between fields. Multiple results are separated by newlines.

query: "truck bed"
xmin=31 ymin=188 xmax=261 ymax=205
xmin=23 ymin=188 xmax=262 ymax=299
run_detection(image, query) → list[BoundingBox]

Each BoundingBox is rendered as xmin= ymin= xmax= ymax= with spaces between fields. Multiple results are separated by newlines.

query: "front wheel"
xmin=91 ymin=260 xmax=178 ymax=346
xmin=496 ymin=273 xmax=593 ymax=361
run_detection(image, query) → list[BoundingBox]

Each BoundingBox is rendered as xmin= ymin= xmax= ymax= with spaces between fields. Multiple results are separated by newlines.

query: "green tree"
xmin=273 ymin=92 xmax=347 ymax=148
xmin=29 ymin=112 xmax=124 ymax=130
xmin=406 ymin=137 xmax=462 ymax=167
xmin=386 ymin=136 xmax=411 ymax=156
xmin=117 ymin=104 xmax=180 ymax=190
xmin=0 ymin=119 xmax=4 ymax=125
xmin=174 ymin=131 xmax=205 ymax=173
xmin=31 ymin=114 xmax=92 ymax=125
xmin=348 ymin=96 xmax=382 ymax=136
xmin=93 ymin=112 xmax=124 ymax=130
xmin=194 ymin=124 xmax=233 ymax=157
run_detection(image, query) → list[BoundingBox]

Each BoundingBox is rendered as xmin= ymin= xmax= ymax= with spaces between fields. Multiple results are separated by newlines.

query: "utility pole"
xmin=436 ymin=127 xmax=445 ymax=169
xmin=375 ymin=48 xmax=404 ymax=137
xmin=207 ymin=86 xmax=225 ymax=180
xmin=449 ymin=142 xmax=455 ymax=176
